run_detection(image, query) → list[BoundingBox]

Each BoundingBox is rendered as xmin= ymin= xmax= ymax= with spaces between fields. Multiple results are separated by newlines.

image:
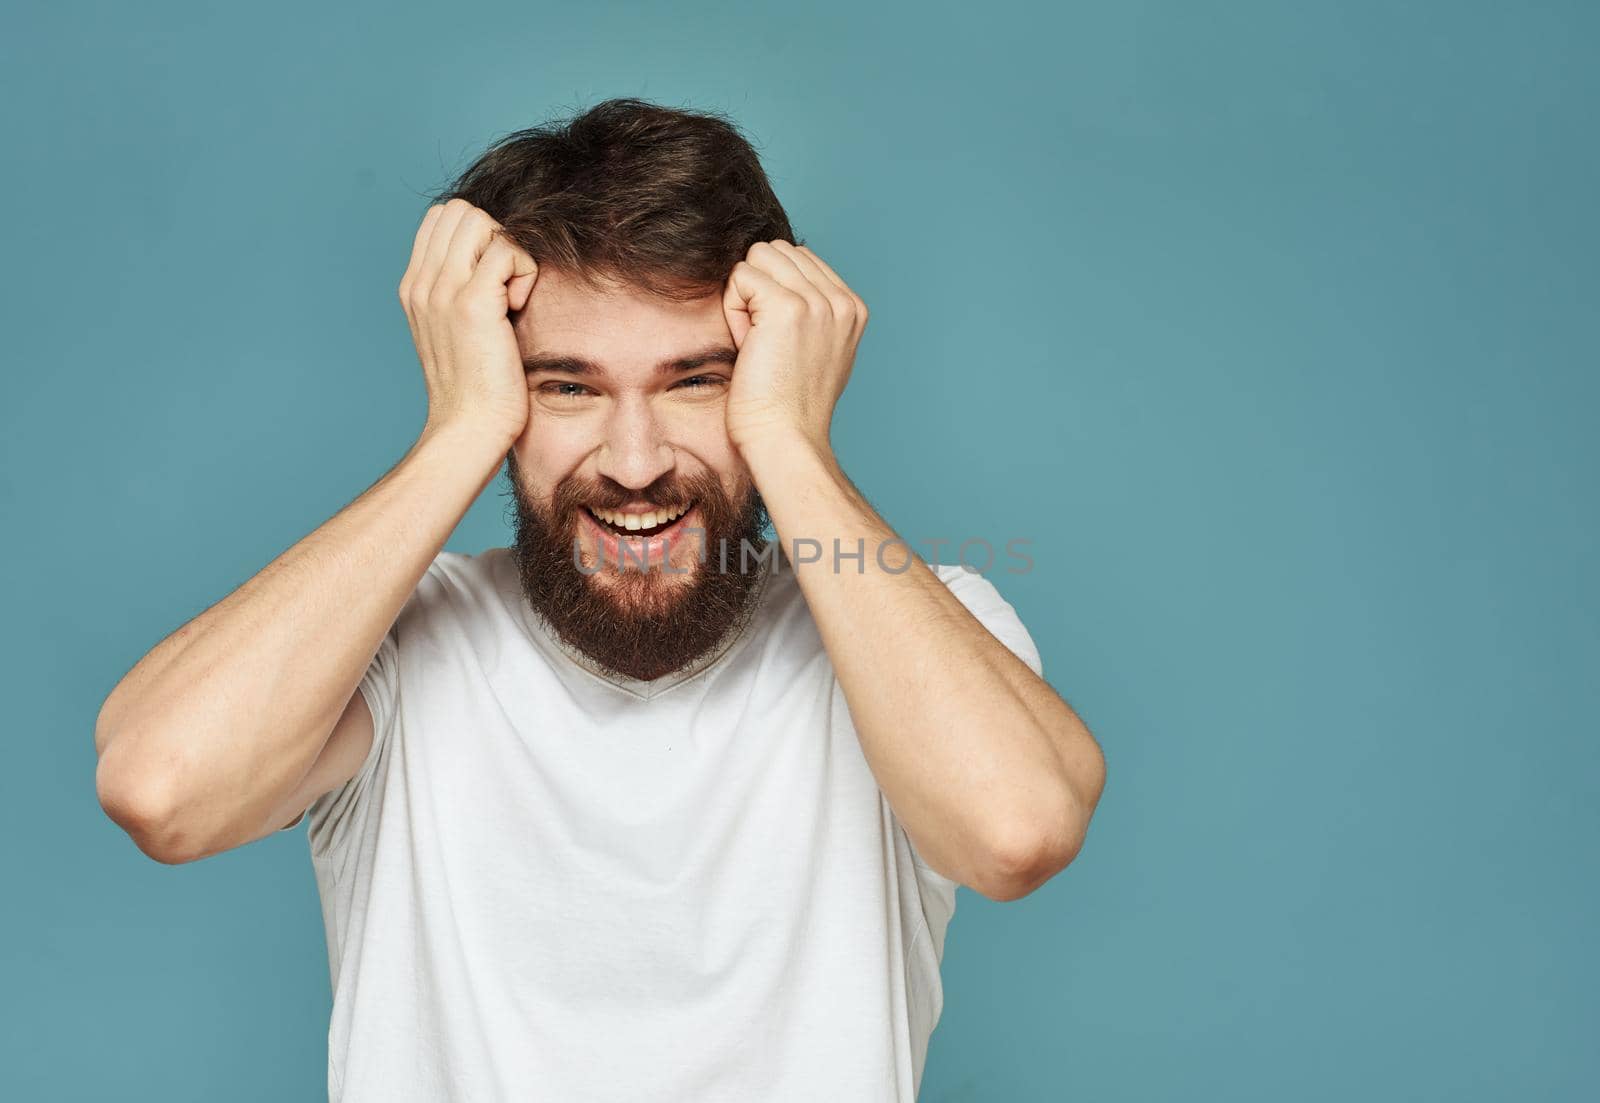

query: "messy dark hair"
xmin=431 ymin=97 xmax=797 ymax=300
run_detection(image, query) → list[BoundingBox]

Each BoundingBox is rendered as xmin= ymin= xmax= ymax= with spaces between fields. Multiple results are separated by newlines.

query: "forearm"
xmin=94 ymin=419 xmax=508 ymax=848
xmin=745 ymin=435 xmax=1102 ymax=897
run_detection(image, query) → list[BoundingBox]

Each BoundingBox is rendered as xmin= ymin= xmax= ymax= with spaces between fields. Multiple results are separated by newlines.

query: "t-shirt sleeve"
xmin=273 ymin=620 xmax=401 ymax=835
xmin=936 ymin=562 xmax=1044 ymax=678
xmin=305 ymin=620 xmax=402 ymax=859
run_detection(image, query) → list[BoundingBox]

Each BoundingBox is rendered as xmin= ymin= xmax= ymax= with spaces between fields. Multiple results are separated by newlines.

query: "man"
xmin=94 ymin=98 xmax=1106 ymax=1101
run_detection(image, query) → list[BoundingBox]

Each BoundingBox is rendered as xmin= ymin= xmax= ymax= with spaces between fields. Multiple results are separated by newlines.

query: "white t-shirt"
xmin=303 ymin=545 xmax=1042 ymax=1102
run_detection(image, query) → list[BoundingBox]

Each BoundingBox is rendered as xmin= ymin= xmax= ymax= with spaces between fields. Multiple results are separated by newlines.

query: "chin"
xmin=585 ymin=558 xmax=701 ymax=591
xmin=576 ymin=543 xmax=703 ymax=606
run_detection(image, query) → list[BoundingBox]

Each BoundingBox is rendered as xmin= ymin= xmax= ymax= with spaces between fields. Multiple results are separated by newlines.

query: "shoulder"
xmin=930 ymin=562 xmax=1044 ymax=677
xmin=394 ymin=547 xmax=518 ymax=632
xmin=930 ymin=560 xmax=982 ymax=586
xmin=930 ymin=560 xmax=1010 ymax=608
xmin=427 ymin=546 xmax=502 ymax=591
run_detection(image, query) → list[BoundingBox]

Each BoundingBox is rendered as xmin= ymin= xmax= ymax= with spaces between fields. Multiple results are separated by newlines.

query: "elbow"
xmin=972 ymin=791 xmax=1092 ymax=904
xmin=95 ymin=742 xmax=206 ymax=865
xmin=974 ymin=825 xmax=1081 ymax=903
xmin=975 ymin=728 xmax=1106 ymax=902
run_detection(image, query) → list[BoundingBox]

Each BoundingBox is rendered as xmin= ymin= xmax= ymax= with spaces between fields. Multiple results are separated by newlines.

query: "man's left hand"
xmin=721 ymin=240 xmax=867 ymax=457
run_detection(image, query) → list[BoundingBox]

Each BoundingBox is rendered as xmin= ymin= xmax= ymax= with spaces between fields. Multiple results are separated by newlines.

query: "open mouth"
xmin=584 ymin=501 xmax=696 ymax=538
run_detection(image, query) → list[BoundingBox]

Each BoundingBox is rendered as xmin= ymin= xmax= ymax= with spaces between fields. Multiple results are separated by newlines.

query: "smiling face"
xmin=504 ymin=266 xmax=770 ymax=682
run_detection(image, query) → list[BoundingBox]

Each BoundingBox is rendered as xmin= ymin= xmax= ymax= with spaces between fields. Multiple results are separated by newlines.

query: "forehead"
xmin=513 ymin=266 xmax=729 ymax=373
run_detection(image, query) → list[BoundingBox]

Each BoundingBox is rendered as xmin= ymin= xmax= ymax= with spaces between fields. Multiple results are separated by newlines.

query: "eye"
xmin=673 ymin=374 xmax=726 ymax=392
xmin=539 ymin=380 xmax=595 ymax=399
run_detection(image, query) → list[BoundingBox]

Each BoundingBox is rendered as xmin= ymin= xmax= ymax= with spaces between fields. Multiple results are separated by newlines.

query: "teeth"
xmin=587 ymin=501 xmax=693 ymax=532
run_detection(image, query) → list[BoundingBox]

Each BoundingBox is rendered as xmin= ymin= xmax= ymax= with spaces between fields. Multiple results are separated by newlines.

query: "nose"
xmin=595 ymin=394 xmax=676 ymax=492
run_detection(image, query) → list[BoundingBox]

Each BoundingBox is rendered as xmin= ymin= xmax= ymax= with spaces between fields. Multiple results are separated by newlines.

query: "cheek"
xmin=659 ymin=400 xmax=737 ymax=455
xmin=662 ymin=413 xmax=746 ymax=487
xmin=518 ymin=410 xmax=601 ymax=478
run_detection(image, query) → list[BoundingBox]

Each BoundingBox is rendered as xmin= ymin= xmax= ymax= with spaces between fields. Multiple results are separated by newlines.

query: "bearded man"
xmin=94 ymin=98 xmax=1106 ymax=1102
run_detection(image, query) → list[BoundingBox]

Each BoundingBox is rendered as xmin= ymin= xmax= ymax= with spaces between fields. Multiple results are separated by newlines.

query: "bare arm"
xmin=94 ymin=198 xmax=539 ymax=863
xmin=745 ymin=438 xmax=1104 ymax=902
xmin=720 ymin=241 xmax=1106 ymax=902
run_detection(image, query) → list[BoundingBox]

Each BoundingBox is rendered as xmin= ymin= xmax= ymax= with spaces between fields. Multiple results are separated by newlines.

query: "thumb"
xmin=722 ymin=273 xmax=752 ymax=349
xmin=507 ymin=266 xmax=537 ymax=312
xmin=474 ymin=235 xmax=538 ymax=310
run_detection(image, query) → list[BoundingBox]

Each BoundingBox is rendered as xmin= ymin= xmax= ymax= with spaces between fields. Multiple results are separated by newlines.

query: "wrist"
xmin=412 ymin=417 xmax=517 ymax=478
xmin=734 ymin=425 xmax=835 ymax=477
xmin=737 ymin=430 xmax=851 ymax=521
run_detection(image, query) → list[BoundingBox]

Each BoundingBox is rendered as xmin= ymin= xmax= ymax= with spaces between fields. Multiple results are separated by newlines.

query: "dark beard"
xmin=505 ymin=454 xmax=772 ymax=683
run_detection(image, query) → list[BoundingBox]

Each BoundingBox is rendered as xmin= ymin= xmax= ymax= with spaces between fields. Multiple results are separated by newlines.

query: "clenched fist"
xmin=399 ymin=198 xmax=539 ymax=448
xmin=721 ymin=240 xmax=867 ymax=456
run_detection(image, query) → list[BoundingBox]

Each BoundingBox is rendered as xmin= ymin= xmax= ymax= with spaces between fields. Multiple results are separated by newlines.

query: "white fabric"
xmin=304 ymin=545 xmax=1042 ymax=1101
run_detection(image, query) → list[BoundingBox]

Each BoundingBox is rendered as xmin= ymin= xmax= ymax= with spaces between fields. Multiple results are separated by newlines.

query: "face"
xmin=504 ymin=266 xmax=770 ymax=682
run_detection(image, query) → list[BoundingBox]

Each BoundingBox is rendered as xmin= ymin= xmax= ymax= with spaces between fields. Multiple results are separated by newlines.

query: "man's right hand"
xmin=399 ymin=198 xmax=539 ymax=448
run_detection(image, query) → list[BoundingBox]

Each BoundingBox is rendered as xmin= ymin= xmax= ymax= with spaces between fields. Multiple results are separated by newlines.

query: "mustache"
xmin=551 ymin=470 xmax=717 ymax=514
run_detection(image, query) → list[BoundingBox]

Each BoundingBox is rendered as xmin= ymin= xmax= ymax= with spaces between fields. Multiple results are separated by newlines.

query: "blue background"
xmin=4 ymin=1 xmax=1595 ymax=1099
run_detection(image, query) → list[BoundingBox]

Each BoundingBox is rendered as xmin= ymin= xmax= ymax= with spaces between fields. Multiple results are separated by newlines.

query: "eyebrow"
xmin=522 ymin=343 xmax=738 ymax=377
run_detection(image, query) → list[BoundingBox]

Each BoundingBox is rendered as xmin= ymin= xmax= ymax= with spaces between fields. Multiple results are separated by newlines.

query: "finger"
xmin=399 ymin=204 xmax=448 ymax=358
xmin=744 ymin=241 xmax=829 ymax=311
xmin=399 ymin=203 xmax=446 ymax=299
xmin=506 ymin=265 xmax=538 ymax=312
xmin=724 ymin=258 xmax=800 ymax=349
xmin=794 ymin=245 xmax=866 ymax=320
xmin=466 ymin=232 xmax=540 ymax=311
xmin=793 ymin=245 xmax=850 ymax=294
xmin=419 ymin=199 xmax=473 ymax=291
xmin=722 ymin=262 xmax=756 ymax=349
xmin=486 ymin=227 xmax=538 ymax=309
xmin=436 ymin=208 xmax=508 ymax=300
xmin=771 ymin=242 xmax=855 ymax=317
